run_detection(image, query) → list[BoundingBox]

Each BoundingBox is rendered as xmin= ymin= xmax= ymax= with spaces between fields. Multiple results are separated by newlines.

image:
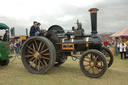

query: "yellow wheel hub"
xmin=33 ymin=52 xmax=41 ymax=59
xmin=90 ymin=62 xmax=94 ymax=67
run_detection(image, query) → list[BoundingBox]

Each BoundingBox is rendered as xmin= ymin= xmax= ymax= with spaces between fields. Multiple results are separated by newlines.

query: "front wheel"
xmin=80 ymin=49 xmax=108 ymax=78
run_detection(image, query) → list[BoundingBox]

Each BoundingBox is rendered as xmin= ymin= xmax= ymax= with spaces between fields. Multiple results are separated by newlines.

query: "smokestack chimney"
xmin=88 ymin=8 xmax=99 ymax=35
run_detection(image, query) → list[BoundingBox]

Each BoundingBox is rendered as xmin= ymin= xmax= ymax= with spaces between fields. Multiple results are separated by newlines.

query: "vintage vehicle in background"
xmin=21 ymin=8 xmax=114 ymax=78
xmin=0 ymin=23 xmax=12 ymax=66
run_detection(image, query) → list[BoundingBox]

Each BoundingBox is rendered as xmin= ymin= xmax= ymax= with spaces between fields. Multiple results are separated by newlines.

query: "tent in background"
xmin=0 ymin=23 xmax=9 ymax=30
xmin=110 ymin=27 xmax=128 ymax=37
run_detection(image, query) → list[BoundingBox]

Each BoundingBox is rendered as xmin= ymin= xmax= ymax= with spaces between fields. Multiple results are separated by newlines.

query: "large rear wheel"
xmin=21 ymin=36 xmax=56 ymax=74
xmin=80 ymin=49 xmax=108 ymax=78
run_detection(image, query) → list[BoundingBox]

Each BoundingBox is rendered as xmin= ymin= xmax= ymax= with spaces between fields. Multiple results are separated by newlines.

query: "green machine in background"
xmin=0 ymin=23 xmax=12 ymax=66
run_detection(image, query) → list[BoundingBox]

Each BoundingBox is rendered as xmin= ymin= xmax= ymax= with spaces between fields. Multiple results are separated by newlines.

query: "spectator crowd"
xmin=104 ymin=39 xmax=127 ymax=59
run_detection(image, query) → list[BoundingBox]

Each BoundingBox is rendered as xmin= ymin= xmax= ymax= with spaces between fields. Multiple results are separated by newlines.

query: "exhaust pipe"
xmin=89 ymin=8 xmax=99 ymax=35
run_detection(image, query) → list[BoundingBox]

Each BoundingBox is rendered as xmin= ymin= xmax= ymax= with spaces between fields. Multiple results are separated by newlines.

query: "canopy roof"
xmin=110 ymin=27 xmax=128 ymax=37
xmin=0 ymin=23 xmax=9 ymax=30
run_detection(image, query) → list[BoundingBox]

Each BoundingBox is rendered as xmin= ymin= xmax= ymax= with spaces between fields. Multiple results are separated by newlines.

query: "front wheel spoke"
xmin=92 ymin=67 xmax=95 ymax=74
xmin=95 ymin=64 xmax=103 ymax=69
xmin=95 ymin=56 xmax=99 ymax=62
xmin=40 ymin=49 xmax=49 ymax=54
xmin=86 ymin=55 xmax=90 ymax=59
xmin=91 ymin=54 xmax=94 ymax=59
xmin=95 ymin=66 xmax=100 ymax=73
xmin=105 ymin=52 xmax=109 ymax=56
xmin=101 ymin=61 xmax=103 ymax=67
xmin=87 ymin=67 xmax=91 ymax=72
xmin=84 ymin=64 xmax=90 ymax=67
xmin=84 ymin=59 xmax=90 ymax=62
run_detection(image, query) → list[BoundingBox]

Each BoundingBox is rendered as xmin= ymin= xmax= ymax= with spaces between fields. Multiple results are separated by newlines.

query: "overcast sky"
xmin=0 ymin=0 xmax=128 ymax=35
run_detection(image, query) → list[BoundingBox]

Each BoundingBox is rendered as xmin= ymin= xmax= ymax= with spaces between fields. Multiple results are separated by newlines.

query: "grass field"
xmin=0 ymin=56 xmax=128 ymax=85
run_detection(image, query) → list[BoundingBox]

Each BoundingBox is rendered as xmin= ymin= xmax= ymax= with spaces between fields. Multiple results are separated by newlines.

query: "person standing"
xmin=104 ymin=40 xmax=109 ymax=47
xmin=115 ymin=40 xmax=120 ymax=56
xmin=14 ymin=39 xmax=20 ymax=54
xmin=120 ymin=41 xmax=127 ymax=59
xmin=10 ymin=42 xmax=14 ymax=54
xmin=14 ymin=40 xmax=18 ymax=54
xmin=3 ymin=30 xmax=9 ymax=41
xmin=30 ymin=21 xmax=38 ymax=36
xmin=117 ymin=41 xmax=120 ymax=55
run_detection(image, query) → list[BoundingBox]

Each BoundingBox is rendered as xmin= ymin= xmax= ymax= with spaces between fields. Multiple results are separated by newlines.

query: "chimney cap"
xmin=89 ymin=8 xmax=99 ymax=13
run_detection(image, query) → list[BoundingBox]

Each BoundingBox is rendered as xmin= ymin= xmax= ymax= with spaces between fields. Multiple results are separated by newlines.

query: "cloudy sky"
xmin=0 ymin=0 xmax=128 ymax=35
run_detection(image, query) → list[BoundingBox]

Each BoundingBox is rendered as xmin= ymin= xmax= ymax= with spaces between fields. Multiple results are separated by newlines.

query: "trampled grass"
xmin=0 ymin=56 xmax=128 ymax=85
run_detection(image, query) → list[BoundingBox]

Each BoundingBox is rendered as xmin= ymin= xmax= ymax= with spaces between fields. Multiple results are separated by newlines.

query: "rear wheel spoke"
xmin=32 ymin=59 xmax=37 ymax=63
xmin=41 ymin=56 xmax=49 ymax=60
xmin=27 ymin=46 xmax=35 ymax=52
xmin=34 ymin=40 xmax=38 ymax=50
xmin=43 ymin=53 xmax=50 ymax=56
xmin=29 ymin=57 xmax=35 ymax=61
xmin=40 ymin=60 xmax=45 ymax=67
xmin=32 ymin=59 xmax=37 ymax=68
xmin=32 ymin=43 xmax=36 ymax=51
xmin=38 ymin=42 xmax=42 ymax=51
xmin=41 ymin=43 xmax=45 ymax=51
xmin=43 ymin=59 xmax=47 ymax=66
xmin=24 ymin=55 xmax=33 ymax=57
xmin=37 ymin=60 xmax=40 ymax=70
xmin=40 ymin=49 xmax=49 ymax=54
xmin=28 ymin=50 xmax=34 ymax=54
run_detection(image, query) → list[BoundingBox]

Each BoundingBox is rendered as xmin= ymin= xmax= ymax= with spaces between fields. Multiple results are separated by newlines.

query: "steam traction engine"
xmin=21 ymin=8 xmax=114 ymax=78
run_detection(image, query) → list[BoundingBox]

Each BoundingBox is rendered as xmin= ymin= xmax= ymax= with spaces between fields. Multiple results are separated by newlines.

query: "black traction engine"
xmin=21 ymin=8 xmax=114 ymax=78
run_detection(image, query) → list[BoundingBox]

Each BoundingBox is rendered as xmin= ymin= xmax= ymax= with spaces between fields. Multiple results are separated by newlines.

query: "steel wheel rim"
xmin=22 ymin=39 xmax=51 ymax=71
xmin=82 ymin=53 xmax=105 ymax=75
